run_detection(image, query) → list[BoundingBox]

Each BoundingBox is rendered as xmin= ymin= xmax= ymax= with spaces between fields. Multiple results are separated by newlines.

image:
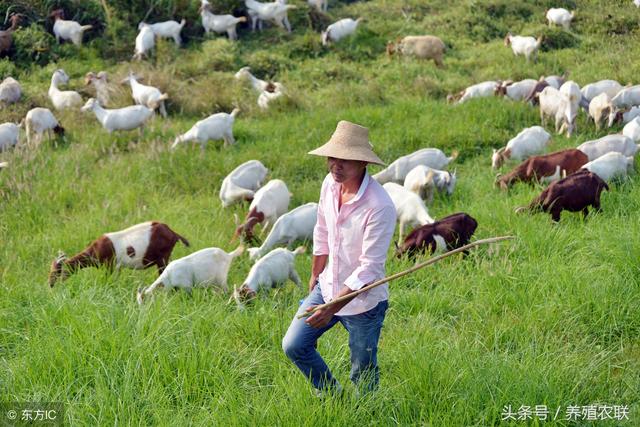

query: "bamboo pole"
xmin=297 ymin=235 xmax=514 ymax=319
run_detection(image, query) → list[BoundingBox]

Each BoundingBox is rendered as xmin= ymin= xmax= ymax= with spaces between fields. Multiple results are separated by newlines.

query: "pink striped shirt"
xmin=313 ymin=171 xmax=397 ymax=316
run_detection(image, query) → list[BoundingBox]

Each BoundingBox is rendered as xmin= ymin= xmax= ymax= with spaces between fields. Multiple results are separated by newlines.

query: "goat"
xmin=200 ymin=0 xmax=247 ymax=40
xmin=386 ymin=35 xmax=446 ymax=68
xmin=581 ymin=152 xmax=634 ymax=182
xmin=322 ymin=18 xmax=362 ymax=46
xmin=81 ymin=98 xmax=158 ymax=134
xmin=0 ymin=14 xmax=22 ymax=55
xmin=403 ymin=165 xmax=456 ymax=203
xmin=577 ymin=134 xmax=639 ymax=161
xmin=220 ymin=159 xmax=269 ymax=207
xmin=232 ymin=246 xmax=305 ymax=305
xmin=258 ymin=82 xmax=285 ymax=109
xmin=121 ymin=73 xmax=168 ymax=118
xmin=245 ymin=0 xmax=297 ymax=33
xmin=546 ymin=8 xmax=574 ymax=29
xmin=504 ymin=33 xmax=542 ymax=62
xmin=0 ymin=77 xmax=21 ymax=106
xmin=611 ymin=85 xmax=640 ymax=109
xmin=139 ymin=19 xmax=185 ymax=46
xmin=137 ymin=246 xmax=244 ymax=303
xmin=395 ymin=212 xmax=477 ymax=258
xmin=85 ymin=72 xmax=112 ymax=107
xmin=448 ymin=81 xmax=498 ymax=104
xmin=0 ymin=122 xmax=20 ymax=151
xmin=247 ymin=202 xmax=317 ymax=260
xmin=589 ymin=93 xmax=614 ymax=131
xmin=50 ymin=9 xmax=92 ymax=46
xmin=623 ymin=117 xmax=640 ymax=142
xmin=373 ymin=148 xmax=457 ymax=184
xmin=607 ymin=106 xmax=640 ymax=128
xmin=234 ymin=179 xmax=291 ymax=242
xmin=383 ymin=182 xmax=434 ymax=245
xmin=133 ymin=23 xmax=155 ymax=60
xmin=24 ymin=108 xmax=65 ymax=147
xmin=48 ymin=221 xmax=190 ymax=286
xmin=495 ymin=149 xmax=588 ymax=190
xmin=492 ymin=126 xmax=551 ymax=169
xmin=582 ymin=80 xmax=623 ymax=102
xmin=515 ymin=169 xmax=608 ymax=222
xmin=495 ymin=79 xmax=537 ymax=101
xmin=557 ymin=80 xmax=582 ymax=136
xmin=234 ymin=66 xmax=271 ymax=92
xmin=49 ymin=69 xmax=82 ymax=110
xmin=172 ymin=109 xmax=240 ymax=150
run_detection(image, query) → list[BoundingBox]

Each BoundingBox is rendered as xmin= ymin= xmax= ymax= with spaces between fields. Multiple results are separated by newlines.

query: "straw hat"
xmin=308 ymin=120 xmax=385 ymax=166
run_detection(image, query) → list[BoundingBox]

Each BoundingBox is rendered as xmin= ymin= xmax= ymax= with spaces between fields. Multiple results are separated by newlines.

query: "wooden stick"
xmin=297 ymin=235 xmax=514 ymax=319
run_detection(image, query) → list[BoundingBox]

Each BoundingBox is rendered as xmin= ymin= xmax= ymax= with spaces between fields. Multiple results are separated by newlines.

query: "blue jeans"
xmin=282 ymin=285 xmax=388 ymax=393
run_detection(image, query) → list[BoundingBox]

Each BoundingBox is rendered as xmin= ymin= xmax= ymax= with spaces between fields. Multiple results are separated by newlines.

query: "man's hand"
xmin=308 ymin=276 xmax=318 ymax=292
xmin=305 ymin=304 xmax=338 ymax=328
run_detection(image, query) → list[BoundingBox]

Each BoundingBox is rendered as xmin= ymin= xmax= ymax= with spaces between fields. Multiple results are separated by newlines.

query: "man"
xmin=282 ymin=120 xmax=397 ymax=395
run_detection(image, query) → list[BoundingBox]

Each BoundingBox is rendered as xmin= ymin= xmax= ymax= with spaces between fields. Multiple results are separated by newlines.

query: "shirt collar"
xmin=330 ymin=170 xmax=370 ymax=205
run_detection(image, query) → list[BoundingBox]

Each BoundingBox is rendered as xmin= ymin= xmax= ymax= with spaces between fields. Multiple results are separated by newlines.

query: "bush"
xmin=540 ymin=28 xmax=579 ymax=51
xmin=12 ymin=23 xmax=57 ymax=66
xmin=0 ymin=59 xmax=18 ymax=78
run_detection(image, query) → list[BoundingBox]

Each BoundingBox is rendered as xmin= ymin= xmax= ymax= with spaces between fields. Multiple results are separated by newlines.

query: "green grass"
xmin=1 ymin=0 xmax=640 ymax=425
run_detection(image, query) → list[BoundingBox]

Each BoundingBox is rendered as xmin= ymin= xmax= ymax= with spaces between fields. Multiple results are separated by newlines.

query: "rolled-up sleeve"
xmin=343 ymin=204 xmax=397 ymax=291
xmin=313 ymin=184 xmax=329 ymax=256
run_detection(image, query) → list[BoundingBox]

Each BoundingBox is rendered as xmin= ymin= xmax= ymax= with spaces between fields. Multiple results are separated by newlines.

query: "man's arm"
xmin=309 ymin=254 xmax=328 ymax=292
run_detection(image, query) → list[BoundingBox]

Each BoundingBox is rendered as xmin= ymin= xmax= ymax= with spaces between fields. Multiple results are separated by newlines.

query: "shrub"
xmin=12 ymin=23 xmax=58 ymax=66
xmin=540 ymin=27 xmax=579 ymax=51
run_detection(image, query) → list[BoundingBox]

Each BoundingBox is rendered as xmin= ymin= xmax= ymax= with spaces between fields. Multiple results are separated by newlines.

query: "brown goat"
xmin=0 ymin=14 xmax=23 ymax=56
xmin=524 ymin=77 xmax=550 ymax=105
xmin=48 ymin=221 xmax=189 ymax=286
xmin=396 ymin=212 xmax=478 ymax=258
xmin=496 ymin=149 xmax=589 ymax=190
xmin=516 ymin=169 xmax=609 ymax=222
xmin=233 ymin=208 xmax=265 ymax=243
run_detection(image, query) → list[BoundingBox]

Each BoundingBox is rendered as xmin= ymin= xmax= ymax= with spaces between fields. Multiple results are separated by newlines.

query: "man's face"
xmin=327 ymin=157 xmax=367 ymax=183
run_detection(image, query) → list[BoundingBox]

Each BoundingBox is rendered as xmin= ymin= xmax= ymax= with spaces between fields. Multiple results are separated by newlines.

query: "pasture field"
xmin=1 ymin=0 xmax=640 ymax=425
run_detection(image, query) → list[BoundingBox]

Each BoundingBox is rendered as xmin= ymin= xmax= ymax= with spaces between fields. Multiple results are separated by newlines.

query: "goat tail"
xmin=230 ymin=108 xmax=241 ymax=118
xmin=514 ymin=206 xmax=528 ymax=214
xmin=81 ymin=25 xmax=93 ymax=32
xmin=238 ymin=16 xmax=247 ymax=23
xmin=229 ymin=245 xmax=245 ymax=258
xmin=180 ymin=18 xmax=186 ymax=27
xmin=535 ymin=36 xmax=543 ymax=48
xmin=449 ymin=150 xmax=459 ymax=161
xmin=176 ymin=232 xmax=190 ymax=247
xmin=18 ymin=118 xmax=24 ymax=128
xmin=292 ymin=246 xmax=306 ymax=256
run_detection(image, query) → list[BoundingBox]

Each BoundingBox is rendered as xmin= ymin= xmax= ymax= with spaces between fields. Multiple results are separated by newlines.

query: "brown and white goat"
xmin=515 ymin=169 xmax=609 ymax=222
xmin=395 ymin=212 xmax=477 ymax=258
xmin=0 ymin=14 xmax=23 ymax=56
xmin=233 ymin=179 xmax=290 ymax=243
xmin=495 ymin=149 xmax=588 ymax=190
xmin=48 ymin=221 xmax=189 ymax=286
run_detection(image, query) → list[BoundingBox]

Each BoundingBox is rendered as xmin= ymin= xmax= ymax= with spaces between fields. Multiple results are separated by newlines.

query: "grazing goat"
xmin=495 ymin=149 xmax=588 ymax=190
xmin=232 ymin=246 xmax=305 ymax=304
xmin=403 ymin=165 xmax=456 ymax=203
xmin=395 ymin=212 xmax=477 ymax=258
xmin=49 ymin=221 xmax=190 ymax=286
xmin=383 ymin=182 xmax=434 ymax=245
xmin=245 ymin=0 xmax=296 ymax=33
xmin=0 ymin=77 xmax=21 ymax=106
xmin=172 ymin=109 xmax=240 ymax=149
xmin=139 ymin=19 xmax=185 ymax=46
xmin=25 ymin=108 xmax=65 ymax=147
xmin=623 ymin=117 xmax=640 ymax=142
xmin=0 ymin=122 xmax=20 ymax=151
xmin=234 ymin=179 xmax=291 ymax=242
xmin=448 ymin=81 xmax=498 ymax=104
xmin=611 ymin=85 xmax=640 ymax=109
xmin=121 ymin=73 xmax=169 ymax=118
xmin=581 ymin=152 xmax=634 ymax=182
xmin=50 ymin=9 xmax=92 ymax=46
xmin=577 ymin=134 xmax=639 ymax=161
xmin=524 ymin=77 xmax=550 ymax=105
xmin=492 ymin=126 xmax=551 ymax=169
xmin=496 ymin=79 xmax=537 ymax=101
xmin=220 ymin=160 xmax=269 ymax=207
xmin=0 ymin=14 xmax=22 ymax=56
xmin=608 ymin=106 xmax=640 ymax=128
xmin=247 ymin=202 xmax=317 ymax=260
xmin=49 ymin=69 xmax=83 ymax=110
xmin=589 ymin=93 xmax=614 ymax=131
xmin=322 ymin=18 xmax=362 ymax=46
xmin=386 ymin=35 xmax=446 ymax=68
xmin=200 ymin=1 xmax=247 ymax=40
xmin=504 ymin=33 xmax=542 ymax=62
xmin=81 ymin=98 xmax=157 ymax=134
xmin=137 ymin=246 xmax=244 ymax=303
xmin=557 ymin=80 xmax=582 ymax=136
xmin=235 ymin=66 xmax=270 ymax=92
xmin=133 ymin=24 xmax=155 ymax=60
xmin=545 ymin=75 xmax=567 ymax=89
xmin=373 ymin=148 xmax=457 ymax=184
xmin=85 ymin=72 xmax=112 ymax=107
xmin=546 ymin=8 xmax=574 ymax=29
xmin=516 ymin=169 xmax=608 ymax=222
xmin=582 ymin=80 xmax=622 ymax=102
xmin=257 ymin=82 xmax=285 ymax=109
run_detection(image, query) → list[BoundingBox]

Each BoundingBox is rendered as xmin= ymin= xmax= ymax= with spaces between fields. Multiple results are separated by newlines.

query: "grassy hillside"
xmin=1 ymin=0 xmax=639 ymax=425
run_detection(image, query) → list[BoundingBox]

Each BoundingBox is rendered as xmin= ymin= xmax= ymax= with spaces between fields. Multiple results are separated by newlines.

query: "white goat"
xmin=497 ymin=79 xmax=537 ymax=101
xmin=133 ymin=24 xmax=155 ymax=60
xmin=623 ymin=117 xmax=640 ymax=142
xmin=48 ymin=69 xmax=82 ymax=110
xmin=403 ymin=165 xmax=456 ymax=203
xmin=85 ymin=71 xmax=112 ymax=107
xmin=577 ymin=134 xmax=639 ymax=161
xmin=611 ymin=85 xmax=640 ymax=109
xmin=247 ymin=202 xmax=317 ymax=261
xmin=545 ymin=75 xmax=567 ymax=89
xmin=589 ymin=93 xmax=614 ymax=131
xmin=0 ymin=122 xmax=20 ymax=151
xmin=546 ymin=8 xmax=574 ymax=29
xmin=139 ymin=19 xmax=185 ymax=46
xmin=608 ymin=106 xmax=640 ymax=128
xmin=450 ymin=81 xmax=499 ymax=104
xmin=121 ymin=73 xmax=168 ymax=118
xmin=172 ymin=109 xmax=240 ymax=149
xmin=321 ymin=18 xmax=362 ymax=46
xmin=582 ymin=80 xmax=622 ymax=102
xmin=308 ymin=0 xmax=327 ymax=12
xmin=81 ymin=98 xmax=157 ymax=134
xmin=235 ymin=67 xmax=270 ymax=92
xmin=538 ymin=86 xmax=565 ymax=131
xmin=51 ymin=9 xmax=92 ymax=46
xmin=504 ymin=33 xmax=542 ymax=62
xmin=557 ymin=80 xmax=581 ymax=136
xmin=232 ymin=247 xmax=305 ymax=304
xmin=137 ymin=246 xmax=244 ymax=304
xmin=245 ymin=0 xmax=296 ymax=32
xmin=258 ymin=83 xmax=285 ymax=109
xmin=373 ymin=148 xmax=457 ymax=184
xmin=581 ymin=152 xmax=634 ymax=182
xmin=0 ymin=77 xmax=21 ymax=106
xmin=383 ymin=182 xmax=434 ymax=245
xmin=24 ymin=108 xmax=64 ymax=146
xmin=200 ymin=1 xmax=246 ymax=40
xmin=635 ymin=0 xmax=640 ymax=7
xmin=220 ymin=160 xmax=269 ymax=207
xmin=234 ymin=179 xmax=291 ymax=242
xmin=492 ymin=126 xmax=551 ymax=169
